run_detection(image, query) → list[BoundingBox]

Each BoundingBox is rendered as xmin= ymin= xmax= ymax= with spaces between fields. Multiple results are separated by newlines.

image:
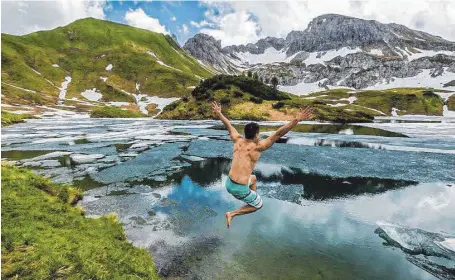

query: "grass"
xmin=90 ymin=106 xmax=147 ymax=118
xmin=1 ymin=111 xmax=33 ymax=126
xmin=1 ymin=17 xmax=212 ymax=106
xmin=354 ymin=89 xmax=443 ymax=115
xmin=1 ymin=164 xmax=160 ymax=279
xmin=448 ymin=95 xmax=455 ymax=111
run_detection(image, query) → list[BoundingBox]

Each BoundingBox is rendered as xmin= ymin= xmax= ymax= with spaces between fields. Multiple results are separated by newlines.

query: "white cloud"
xmin=124 ymin=8 xmax=169 ymax=34
xmin=201 ymin=9 xmax=261 ymax=47
xmin=170 ymin=16 xmax=177 ymax=22
xmin=1 ymin=0 xmax=106 ymax=35
xmin=190 ymin=20 xmax=212 ymax=28
xmin=182 ymin=24 xmax=189 ymax=34
xmin=199 ymin=0 xmax=455 ymax=47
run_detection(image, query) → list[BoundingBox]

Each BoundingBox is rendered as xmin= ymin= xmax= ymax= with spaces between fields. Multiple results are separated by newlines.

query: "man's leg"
xmin=226 ymin=205 xmax=258 ymax=228
xmin=226 ymin=175 xmax=260 ymax=228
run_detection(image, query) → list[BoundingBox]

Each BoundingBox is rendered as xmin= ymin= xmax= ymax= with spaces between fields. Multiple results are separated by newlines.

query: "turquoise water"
xmin=2 ymin=118 xmax=455 ymax=279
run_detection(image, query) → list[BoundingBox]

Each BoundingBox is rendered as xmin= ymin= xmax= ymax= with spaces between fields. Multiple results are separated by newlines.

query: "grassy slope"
xmin=90 ymin=106 xmax=147 ymax=118
xmin=1 ymin=165 xmax=160 ymax=279
xmin=1 ymin=111 xmax=33 ymax=126
xmin=1 ymin=17 xmax=212 ymax=107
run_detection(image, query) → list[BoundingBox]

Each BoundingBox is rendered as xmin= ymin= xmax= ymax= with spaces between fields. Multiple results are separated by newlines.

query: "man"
xmin=212 ymin=101 xmax=313 ymax=228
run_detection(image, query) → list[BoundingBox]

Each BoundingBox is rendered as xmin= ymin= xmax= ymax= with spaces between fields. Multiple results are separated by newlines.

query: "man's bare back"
xmin=212 ymin=101 xmax=313 ymax=228
xmin=229 ymin=138 xmax=261 ymax=184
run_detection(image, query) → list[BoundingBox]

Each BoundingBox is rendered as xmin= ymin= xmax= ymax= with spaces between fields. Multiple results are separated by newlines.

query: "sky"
xmin=2 ymin=0 xmax=455 ymax=47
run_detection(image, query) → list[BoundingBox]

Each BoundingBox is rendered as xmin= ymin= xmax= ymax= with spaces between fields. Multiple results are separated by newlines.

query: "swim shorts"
xmin=225 ymin=176 xmax=263 ymax=209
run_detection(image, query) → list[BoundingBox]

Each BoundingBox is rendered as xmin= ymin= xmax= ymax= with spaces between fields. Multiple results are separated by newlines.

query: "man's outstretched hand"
xmin=212 ymin=101 xmax=222 ymax=116
xmin=295 ymin=107 xmax=313 ymax=121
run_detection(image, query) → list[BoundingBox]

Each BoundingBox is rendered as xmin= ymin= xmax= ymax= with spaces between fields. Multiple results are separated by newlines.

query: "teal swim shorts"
xmin=226 ymin=176 xmax=263 ymax=209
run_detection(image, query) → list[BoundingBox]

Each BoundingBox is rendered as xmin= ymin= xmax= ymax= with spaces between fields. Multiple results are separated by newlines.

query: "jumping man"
xmin=212 ymin=101 xmax=313 ymax=228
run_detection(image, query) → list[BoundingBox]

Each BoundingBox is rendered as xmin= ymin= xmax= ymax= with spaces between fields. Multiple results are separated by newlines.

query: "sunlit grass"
xmin=1 ymin=164 xmax=160 ymax=279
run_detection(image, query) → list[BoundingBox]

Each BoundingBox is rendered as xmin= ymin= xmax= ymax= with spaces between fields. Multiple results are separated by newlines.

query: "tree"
xmin=247 ymin=70 xmax=253 ymax=78
xmin=271 ymin=76 xmax=279 ymax=90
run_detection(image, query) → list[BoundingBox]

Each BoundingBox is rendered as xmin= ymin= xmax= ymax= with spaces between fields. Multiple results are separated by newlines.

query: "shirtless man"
xmin=212 ymin=101 xmax=313 ymax=228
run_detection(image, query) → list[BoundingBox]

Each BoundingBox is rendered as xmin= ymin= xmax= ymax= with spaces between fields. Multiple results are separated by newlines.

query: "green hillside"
xmin=159 ymin=75 xmax=446 ymax=122
xmin=1 ymin=17 xmax=212 ymax=109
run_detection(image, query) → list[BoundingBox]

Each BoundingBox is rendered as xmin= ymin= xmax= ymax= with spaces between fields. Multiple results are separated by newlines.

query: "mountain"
xmin=183 ymin=14 xmax=455 ymax=95
xmin=1 ymin=18 xmax=212 ymax=116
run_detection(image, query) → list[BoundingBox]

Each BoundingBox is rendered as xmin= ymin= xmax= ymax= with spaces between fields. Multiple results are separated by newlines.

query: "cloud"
xmin=1 ymin=0 xmax=106 ymax=35
xmin=170 ymin=16 xmax=177 ymax=22
xmin=190 ymin=20 xmax=212 ymax=28
xmin=124 ymin=8 xmax=169 ymax=34
xmin=182 ymin=24 xmax=189 ymax=34
xmin=198 ymin=0 xmax=455 ymax=46
xmin=200 ymin=9 xmax=261 ymax=47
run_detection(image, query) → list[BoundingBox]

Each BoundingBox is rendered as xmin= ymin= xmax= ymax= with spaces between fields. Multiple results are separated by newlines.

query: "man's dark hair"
xmin=244 ymin=122 xmax=260 ymax=140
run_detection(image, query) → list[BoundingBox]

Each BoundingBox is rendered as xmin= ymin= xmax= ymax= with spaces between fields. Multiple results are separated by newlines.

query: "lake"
xmin=2 ymin=117 xmax=455 ymax=279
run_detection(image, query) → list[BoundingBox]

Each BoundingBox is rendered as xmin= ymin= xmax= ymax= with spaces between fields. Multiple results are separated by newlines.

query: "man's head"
xmin=244 ymin=122 xmax=260 ymax=140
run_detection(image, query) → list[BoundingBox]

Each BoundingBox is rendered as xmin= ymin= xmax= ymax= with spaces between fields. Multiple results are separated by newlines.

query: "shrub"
xmin=249 ymin=96 xmax=263 ymax=104
xmin=422 ymin=90 xmax=437 ymax=97
xmin=233 ymin=91 xmax=243 ymax=98
xmin=220 ymin=96 xmax=231 ymax=105
xmin=272 ymin=101 xmax=285 ymax=109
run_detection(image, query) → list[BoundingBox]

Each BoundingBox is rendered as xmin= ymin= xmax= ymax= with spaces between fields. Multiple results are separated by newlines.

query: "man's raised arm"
xmin=257 ymin=107 xmax=313 ymax=151
xmin=212 ymin=101 xmax=241 ymax=141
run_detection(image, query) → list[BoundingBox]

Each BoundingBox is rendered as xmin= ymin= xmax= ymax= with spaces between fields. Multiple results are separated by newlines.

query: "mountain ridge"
xmin=183 ymin=13 xmax=455 ymax=94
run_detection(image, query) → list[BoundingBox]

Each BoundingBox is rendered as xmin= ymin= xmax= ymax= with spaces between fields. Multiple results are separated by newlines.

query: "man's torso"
xmin=228 ymin=138 xmax=261 ymax=185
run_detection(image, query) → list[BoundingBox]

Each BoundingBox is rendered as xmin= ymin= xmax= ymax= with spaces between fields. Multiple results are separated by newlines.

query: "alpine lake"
xmin=2 ymin=116 xmax=454 ymax=280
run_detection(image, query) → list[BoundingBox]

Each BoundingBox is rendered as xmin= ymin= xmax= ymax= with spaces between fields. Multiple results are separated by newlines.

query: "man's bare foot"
xmin=225 ymin=212 xmax=233 ymax=228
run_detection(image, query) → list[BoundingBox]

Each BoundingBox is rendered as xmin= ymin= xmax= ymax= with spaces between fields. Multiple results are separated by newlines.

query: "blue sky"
xmin=2 ymin=1 xmax=455 ymax=46
xmin=105 ymin=1 xmax=211 ymax=44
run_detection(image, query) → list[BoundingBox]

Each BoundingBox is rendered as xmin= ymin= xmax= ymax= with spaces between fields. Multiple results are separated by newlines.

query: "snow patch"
xmin=136 ymin=83 xmax=140 ymax=91
xmin=327 ymin=103 xmax=347 ymax=107
xmin=70 ymin=154 xmax=105 ymax=164
xmin=369 ymin=49 xmax=384 ymax=56
xmin=305 ymin=47 xmax=361 ymax=65
xmin=278 ymin=79 xmax=327 ymax=95
xmin=31 ymin=68 xmax=42 ymax=75
xmin=406 ymin=48 xmax=455 ymax=61
xmin=391 ymin=107 xmax=400 ymax=117
xmin=52 ymin=64 xmax=59 ymax=68
xmin=132 ymin=94 xmax=180 ymax=116
xmin=105 ymin=64 xmax=113 ymax=71
xmin=147 ymin=51 xmax=182 ymax=72
xmin=81 ymin=88 xmax=103 ymax=102
xmin=58 ymin=76 xmax=72 ymax=100
xmin=443 ymin=105 xmax=455 ymax=117
xmin=109 ymin=102 xmax=130 ymax=107
xmin=100 ymin=76 xmax=108 ymax=82
xmin=235 ymin=47 xmax=289 ymax=65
